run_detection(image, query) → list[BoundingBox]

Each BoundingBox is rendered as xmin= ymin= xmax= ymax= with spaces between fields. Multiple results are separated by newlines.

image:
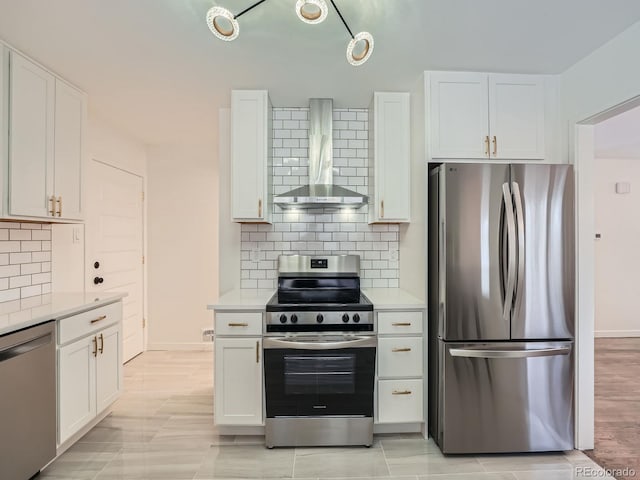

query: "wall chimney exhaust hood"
xmin=273 ymin=99 xmax=368 ymax=209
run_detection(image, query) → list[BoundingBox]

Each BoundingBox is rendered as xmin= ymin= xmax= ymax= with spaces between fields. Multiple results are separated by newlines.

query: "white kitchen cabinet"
xmin=368 ymin=92 xmax=411 ymax=223
xmin=57 ymin=302 xmax=123 ymax=445
xmin=214 ymin=336 xmax=263 ymax=426
xmin=429 ymin=72 xmax=545 ymax=160
xmin=376 ymin=309 xmax=425 ymax=425
xmin=231 ymin=90 xmax=272 ymax=223
xmin=6 ymin=50 xmax=85 ymax=221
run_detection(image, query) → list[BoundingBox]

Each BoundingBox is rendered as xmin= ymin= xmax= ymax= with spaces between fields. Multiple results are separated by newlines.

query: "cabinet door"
xmin=96 ymin=324 xmax=122 ymax=413
xmin=58 ymin=335 xmax=97 ymax=444
xmin=371 ymin=92 xmax=410 ymax=223
xmin=231 ymin=90 xmax=271 ymax=222
xmin=54 ymin=79 xmax=85 ymax=220
xmin=489 ymin=74 xmax=545 ymax=160
xmin=8 ymin=52 xmax=55 ymax=217
xmin=429 ymin=72 xmax=489 ymax=159
xmin=214 ymin=337 xmax=263 ymax=425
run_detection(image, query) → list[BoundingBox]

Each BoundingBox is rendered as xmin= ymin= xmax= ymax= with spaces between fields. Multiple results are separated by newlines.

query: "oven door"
xmin=263 ymin=335 xmax=376 ymax=418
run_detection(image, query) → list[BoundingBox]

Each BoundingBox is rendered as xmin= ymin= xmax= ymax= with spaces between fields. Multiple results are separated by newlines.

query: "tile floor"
xmin=40 ymin=351 xmax=614 ymax=480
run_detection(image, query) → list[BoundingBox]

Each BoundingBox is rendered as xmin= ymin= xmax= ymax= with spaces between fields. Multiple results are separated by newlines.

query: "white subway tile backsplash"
xmin=21 ymin=285 xmax=42 ymax=298
xmin=10 ymin=229 xmax=31 ymax=241
xmin=240 ymin=107 xmax=400 ymax=289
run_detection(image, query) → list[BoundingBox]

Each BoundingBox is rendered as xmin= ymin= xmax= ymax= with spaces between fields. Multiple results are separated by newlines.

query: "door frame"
xmin=85 ymin=158 xmax=147 ymax=356
xmin=574 ymin=94 xmax=640 ymax=450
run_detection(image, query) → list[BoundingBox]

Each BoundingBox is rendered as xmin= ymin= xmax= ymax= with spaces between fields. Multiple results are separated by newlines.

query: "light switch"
xmin=615 ymin=182 xmax=631 ymax=194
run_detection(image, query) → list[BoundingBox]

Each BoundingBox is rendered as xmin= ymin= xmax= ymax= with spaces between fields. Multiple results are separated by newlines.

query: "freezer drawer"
xmin=437 ymin=340 xmax=573 ymax=454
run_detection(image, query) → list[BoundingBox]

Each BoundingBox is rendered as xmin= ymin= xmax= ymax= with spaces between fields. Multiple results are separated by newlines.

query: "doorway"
xmin=86 ymin=159 xmax=145 ymax=363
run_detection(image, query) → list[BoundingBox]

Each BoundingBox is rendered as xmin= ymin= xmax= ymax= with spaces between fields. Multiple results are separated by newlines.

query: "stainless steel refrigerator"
xmin=428 ymin=163 xmax=575 ymax=454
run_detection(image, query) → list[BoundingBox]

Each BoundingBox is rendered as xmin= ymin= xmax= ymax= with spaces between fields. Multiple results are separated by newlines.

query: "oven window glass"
xmin=284 ymin=354 xmax=355 ymax=395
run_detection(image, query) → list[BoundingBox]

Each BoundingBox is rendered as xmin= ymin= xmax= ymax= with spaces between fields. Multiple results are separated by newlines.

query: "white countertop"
xmin=362 ymin=288 xmax=426 ymax=310
xmin=0 ymin=292 xmax=127 ymax=337
xmin=208 ymin=289 xmax=275 ymax=310
xmin=208 ymin=288 xmax=424 ymax=311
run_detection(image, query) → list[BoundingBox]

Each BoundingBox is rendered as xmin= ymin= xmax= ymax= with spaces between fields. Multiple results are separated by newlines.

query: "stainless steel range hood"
xmin=274 ymin=99 xmax=368 ymax=209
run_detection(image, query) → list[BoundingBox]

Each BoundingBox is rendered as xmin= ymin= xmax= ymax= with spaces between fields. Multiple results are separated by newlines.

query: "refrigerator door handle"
xmin=512 ymin=182 xmax=525 ymax=317
xmin=449 ymin=346 xmax=571 ymax=359
xmin=501 ymin=183 xmax=517 ymax=322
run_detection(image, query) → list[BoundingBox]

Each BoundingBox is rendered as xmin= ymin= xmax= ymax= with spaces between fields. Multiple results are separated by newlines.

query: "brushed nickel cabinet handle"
xmin=98 ymin=334 xmax=104 ymax=354
xmin=228 ymin=322 xmax=248 ymax=327
xmin=56 ymin=196 xmax=62 ymax=217
xmin=258 ymin=199 xmax=262 ymax=217
xmin=256 ymin=341 xmax=260 ymax=363
xmin=380 ymin=200 xmax=384 ymax=218
xmin=492 ymin=135 xmax=497 ymax=156
xmin=392 ymin=322 xmax=412 ymax=327
xmin=392 ymin=390 xmax=412 ymax=395
xmin=92 ymin=336 xmax=98 ymax=357
xmin=392 ymin=347 xmax=412 ymax=353
xmin=485 ymin=135 xmax=490 ymax=157
xmin=49 ymin=196 xmax=56 ymax=216
xmin=90 ymin=315 xmax=107 ymax=324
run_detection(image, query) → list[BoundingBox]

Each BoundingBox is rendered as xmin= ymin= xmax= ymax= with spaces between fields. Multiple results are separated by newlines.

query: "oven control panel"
xmin=265 ymin=310 xmax=374 ymax=333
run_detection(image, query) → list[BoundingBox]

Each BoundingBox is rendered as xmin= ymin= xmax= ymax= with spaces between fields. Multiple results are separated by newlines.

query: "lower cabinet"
xmin=376 ymin=309 xmax=425 ymax=425
xmin=57 ymin=303 xmax=122 ymax=445
xmin=214 ymin=335 xmax=263 ymax=426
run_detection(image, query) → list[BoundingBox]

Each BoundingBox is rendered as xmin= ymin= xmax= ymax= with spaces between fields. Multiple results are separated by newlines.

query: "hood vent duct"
xmin=273 ymin=98 xmax=368 ymax=209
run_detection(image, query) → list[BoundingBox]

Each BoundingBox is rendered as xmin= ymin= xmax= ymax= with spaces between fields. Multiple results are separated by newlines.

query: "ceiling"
xmin=1 ymin=1 xmax=640 ymax=145
xmin=595 ymin=105 xmax=640 ymax=159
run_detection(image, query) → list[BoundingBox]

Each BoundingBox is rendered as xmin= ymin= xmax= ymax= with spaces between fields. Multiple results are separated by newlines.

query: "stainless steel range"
xmin=264 ymin=255 xmax=376 ymax=448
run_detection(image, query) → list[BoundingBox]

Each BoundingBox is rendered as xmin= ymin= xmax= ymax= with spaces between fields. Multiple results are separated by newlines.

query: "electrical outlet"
xmin=390 ymin=249 xmax=399 ymax=261
xmin=73 ymin=227 xmax=81 ymax=244
xmin=202 ymin=328 xmax=215 ymax=341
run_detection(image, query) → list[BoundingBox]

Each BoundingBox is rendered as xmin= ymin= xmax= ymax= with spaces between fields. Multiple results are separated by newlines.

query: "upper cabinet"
xmin=368 ymin=92 xmax=411 ymax=224
xmin=231 ymin=90 xmax=272 ymax=223
xmin=3 ymin=49 xmax=85 ymax=221
xmin=428 ymin=72 xmax=546 ymax=161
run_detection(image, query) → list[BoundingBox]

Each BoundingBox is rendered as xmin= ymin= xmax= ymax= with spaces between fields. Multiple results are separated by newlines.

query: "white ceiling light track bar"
xmin=205 ymin=0 xmax=374 ymax=66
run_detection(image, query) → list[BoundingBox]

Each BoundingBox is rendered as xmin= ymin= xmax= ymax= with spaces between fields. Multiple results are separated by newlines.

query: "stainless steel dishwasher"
xmin=0 ymin=321 xmax=56 ymax=480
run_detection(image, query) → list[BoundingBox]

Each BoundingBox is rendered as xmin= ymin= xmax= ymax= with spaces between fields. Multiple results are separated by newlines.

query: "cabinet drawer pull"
xmin=98 ymin=333 xmax=104 ymax=354
xmin=258 ymin=199 xmax=262 ymax=217
xmin=392 ymin=322 xmax=412 ymax=327
xmin=392 ymin=347 xmax=412 ymax=352
xmin=92 ymin=336 xmax=98 ymax=357
xmin=49 ymin=196 xmax=56 ymax=216
xmin=56 ymin=196 xmax=62 ymax=217
xmin=256 ymin=341 xmax=260 ymax=363
xmin=392 ymin=390 xmax=412 ymax=395
xmin=228 ymin=322 xmax=249 ymax=327
xmin=90 ymin=315 xmax=107 ymax=324
xmin=492 ymin=135 xmax=497 ymax=156
xmin=484 ymin=135 xmax=490 ymax=157
xmin=380 ymin=200 xmax=384 ymax=218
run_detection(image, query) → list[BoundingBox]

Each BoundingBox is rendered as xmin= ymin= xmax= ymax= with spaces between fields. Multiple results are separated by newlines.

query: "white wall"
xmin=146 ymin=143 xmax=218 ymax=350
xmin=594 ymin=157 xmax=640 ymax=337
xmin=399 ymin=76 xmax=427 ymax=299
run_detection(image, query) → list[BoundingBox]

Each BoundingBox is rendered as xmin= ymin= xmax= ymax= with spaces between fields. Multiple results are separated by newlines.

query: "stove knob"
xmin=353 ymin=313 xmax=360 ymax=323
xmin=279 ymin=314 xmax=287 ymax=324
xmin=290 ymin=314 xmax=298 ymax=324
xmin=342 ymin=314 xmax=349 ymax=323
xmin=316 ymin=314 xmax=324 ymax=324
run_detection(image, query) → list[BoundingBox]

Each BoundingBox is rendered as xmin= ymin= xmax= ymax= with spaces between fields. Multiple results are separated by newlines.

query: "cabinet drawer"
xmin=377 ymin=379 xmax=423 ymax=424
xmin=215 ymin=312 xmax=262 ymax=336
xmin=378 ymin=311 xmax=423 ymax=335
xmin=378 ymin=337 xmax=423 ymax=378
xmin=58 ymin=302 xmax=122 ymax=345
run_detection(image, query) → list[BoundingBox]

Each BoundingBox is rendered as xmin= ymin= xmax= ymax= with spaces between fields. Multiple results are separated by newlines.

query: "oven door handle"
xmin=263 ymin=336 xmax=377 ymax=350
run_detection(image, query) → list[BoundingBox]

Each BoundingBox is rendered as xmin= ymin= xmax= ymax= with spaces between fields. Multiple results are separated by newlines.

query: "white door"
xmin=8 ymin=51 xmax=55 ymax=218
xmin=489 ymin=74 xmax=545 ymax=160
xmin=429 ymin=72 xmax=489 ymax=159
xmin=214 ymin=337 xmax=263 ymax=425
xmin=58 ymin=335 xmax=97 ymax=444
xmin=86 ymin=161 xmax=144 ymax=363
xmin=54 ymin=79 xmax=85 ymax=220
xmin=96 ymin=324 xmax=122 ymax=412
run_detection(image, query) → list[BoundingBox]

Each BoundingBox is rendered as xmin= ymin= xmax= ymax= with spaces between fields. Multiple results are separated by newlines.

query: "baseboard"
xmin=595 ymin=330 xmax=640 ymax=338
xmin=146 ymin=342 xmax=214 ymax=351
